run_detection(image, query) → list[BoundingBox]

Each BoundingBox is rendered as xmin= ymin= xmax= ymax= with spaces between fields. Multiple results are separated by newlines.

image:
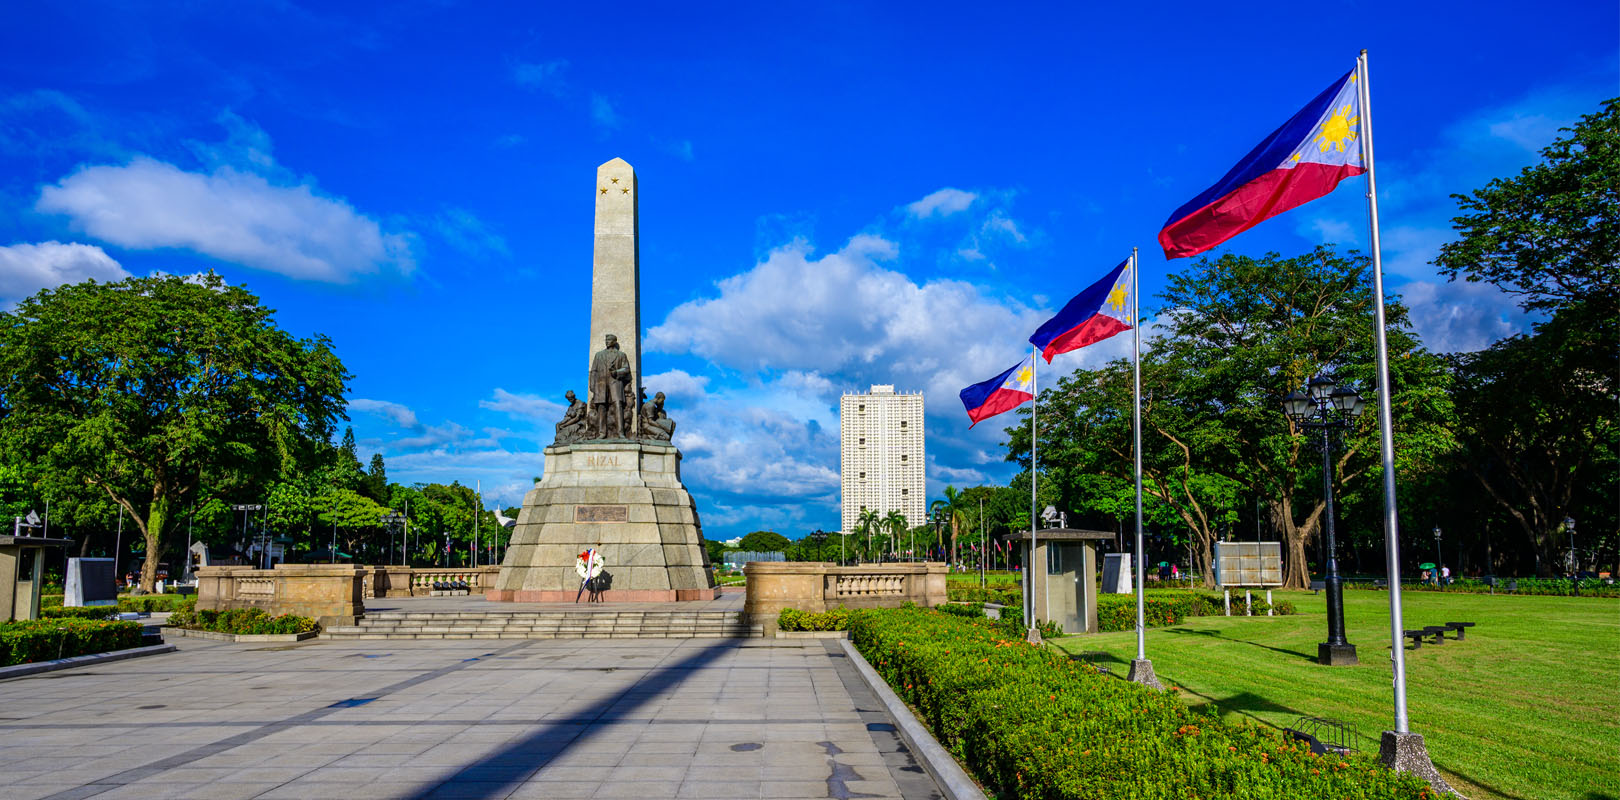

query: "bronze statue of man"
xmin=555 ymin=390 xmax=587 ymax=444
xmin=587 ymin=333 xmax=633 ymax=439
xmin=640 ymin=390 xmax=675 ymax=441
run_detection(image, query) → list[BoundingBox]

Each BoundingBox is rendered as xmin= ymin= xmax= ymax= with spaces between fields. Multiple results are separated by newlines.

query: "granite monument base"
xmin=490 ymin=441 xmax=718 ymax=603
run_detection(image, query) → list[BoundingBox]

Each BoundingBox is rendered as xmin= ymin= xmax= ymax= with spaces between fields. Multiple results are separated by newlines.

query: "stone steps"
xmin=322 ymin=610 xmax=760 ymax=640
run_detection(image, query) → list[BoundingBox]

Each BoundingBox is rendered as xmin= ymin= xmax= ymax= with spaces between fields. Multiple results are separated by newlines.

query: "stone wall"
xmin=743 ymin=562 xmax=948 ymax=636
xmin=196 ymin=564 xmax=364 ymax=626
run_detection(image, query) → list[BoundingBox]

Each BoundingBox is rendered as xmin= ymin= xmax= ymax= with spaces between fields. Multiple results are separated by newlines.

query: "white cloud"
xmin=480 ymin=388 xmax=566 ymax=421
xmin=1399 ymin=278 xmax=1530 ymax=354
xmin=349 ymin=398 xmax=420 ymax=430
xmin=906 ymin=188 xmax=977 ymax=218
xmin=432 ymin=207 xmax=509 ymax=257
xmin=0 ymin=241 xmax=129 ymax=299
xmin=1300 ymin=216 xmax=1357 ymax=246
xmin=591 ymin=94 xmax=619 ymax=129
xmin=37 ymin=156 xmax=413 ymax=282
xmin=981 ymin=210 xmax=1027 ymax=244
xmin=641 ymin=369 xmax=709 ymax=402
xmin=512 ymin=60 xmax=568 ymax=95
xmin=647 ymin=235 xmax=1043 ymax=408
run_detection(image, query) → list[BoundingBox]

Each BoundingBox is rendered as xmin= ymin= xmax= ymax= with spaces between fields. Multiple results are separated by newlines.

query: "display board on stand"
xmin=1213 ymin=541 xmax=1282 ymax=616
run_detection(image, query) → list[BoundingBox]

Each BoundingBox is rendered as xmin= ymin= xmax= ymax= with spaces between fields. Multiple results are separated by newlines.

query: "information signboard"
xmin=1213 ymin=542 xmax=1283 ymax=587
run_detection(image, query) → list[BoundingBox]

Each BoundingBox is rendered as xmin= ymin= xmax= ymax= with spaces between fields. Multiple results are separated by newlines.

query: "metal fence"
xmin=722 ymin=550 xmax=785 ymax=567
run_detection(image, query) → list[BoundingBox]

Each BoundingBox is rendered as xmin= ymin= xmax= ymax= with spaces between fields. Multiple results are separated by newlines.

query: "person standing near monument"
xmin=588 ymin=333 xmax=633 ymax=439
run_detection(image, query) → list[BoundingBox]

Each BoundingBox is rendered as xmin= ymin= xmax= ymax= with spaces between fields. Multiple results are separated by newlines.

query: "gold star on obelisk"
xmin=610 ymin=177 xmax=619 ymax=183
xmin=599 ymin=187 xmax=608 ymax=194
xmin=621 ymin=187 xmax=629 ymax=194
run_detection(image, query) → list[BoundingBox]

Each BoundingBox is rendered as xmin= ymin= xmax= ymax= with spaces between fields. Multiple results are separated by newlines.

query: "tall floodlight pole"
xmin=1126 ymin=248 xmax=1161 ymax=689
xmin=1359 ymin=50 xmax=1451 ymax=792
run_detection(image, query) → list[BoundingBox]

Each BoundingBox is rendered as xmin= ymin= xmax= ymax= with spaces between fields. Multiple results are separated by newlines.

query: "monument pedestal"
xmin=490 ymin=441 xmax=718 ymax=602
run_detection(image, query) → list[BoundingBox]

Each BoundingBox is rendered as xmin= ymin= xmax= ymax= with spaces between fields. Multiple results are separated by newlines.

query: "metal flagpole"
xmin=1358 ymin=49 xmax=1409 ymax=733
xmin=1028 ymin=345 xmax=1039 ymax=636
xmin=1127 ymin=248 xmax=1160 ymax=687
xmin=1359 ymin=50 xmax=1448 ymax=790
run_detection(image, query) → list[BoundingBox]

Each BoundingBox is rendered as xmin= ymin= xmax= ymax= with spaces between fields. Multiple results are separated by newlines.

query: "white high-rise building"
xmin=840 ymin=385 xmax=925 ymax=536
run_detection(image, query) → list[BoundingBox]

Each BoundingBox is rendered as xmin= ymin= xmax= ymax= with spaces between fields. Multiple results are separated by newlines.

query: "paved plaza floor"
xmin=0 ymin=636 xmax=944 ymax=800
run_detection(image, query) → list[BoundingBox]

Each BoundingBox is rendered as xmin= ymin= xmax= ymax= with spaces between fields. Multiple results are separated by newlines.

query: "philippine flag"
xmin=959 ymin=352 xmax=1036 ymax=427
xmin=1159 ymin=69 xmax=1365 ymax=259
xmin=1028 ymin=259 xmax=1132 ymax=363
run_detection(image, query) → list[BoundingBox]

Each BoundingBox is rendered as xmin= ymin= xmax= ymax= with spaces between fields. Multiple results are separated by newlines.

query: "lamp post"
xmin=232 ymin=504 xmax=265 ymax=567
xmin=1564 ymin=516 xmax=1577 ymax=579
xmin=381 ymin=512 xmax=405 ymax=568
xmin=1432 ymin=526 xmax=1443 ymax=585
xmin=1283 ymin=374 xmax=1365 ymax=666
xmin=811 ymin=529 xmax=827 ymax=562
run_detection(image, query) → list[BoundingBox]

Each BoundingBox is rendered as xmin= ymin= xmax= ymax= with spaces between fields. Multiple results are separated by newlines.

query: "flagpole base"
xmin=1128 ymin=658 xmax=1164 ymax=690
xmin=1024 ymin=626 xmax=1044 ymax=645
xmin=1379 ymin=731 xmax=1455 ymax=795
xmin=1317 ymin=642 xmax=1359 ymax=666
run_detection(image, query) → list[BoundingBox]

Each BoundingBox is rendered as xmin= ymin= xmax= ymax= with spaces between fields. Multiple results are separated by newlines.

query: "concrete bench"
xmin=1444 ymin=621 xmax=1476 ymax=640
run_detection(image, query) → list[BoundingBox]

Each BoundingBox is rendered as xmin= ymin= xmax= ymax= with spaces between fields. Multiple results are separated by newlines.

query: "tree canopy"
xmin=0 ymin=273 xmax=350 ymax=588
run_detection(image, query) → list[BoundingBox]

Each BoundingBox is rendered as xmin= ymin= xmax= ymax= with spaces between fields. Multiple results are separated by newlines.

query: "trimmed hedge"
xmin=777 ymin=607 xmax=852 ymax=631
xmin=849 ymin=607 xmax=1431 ymax=799
xmin=118 ymin=595 xmax=191 ymax=612
xmin=1097 ymin=591 xmax=1296 ymax=632
xmin=947 ymin=584 xmax=1023 ymax=605
xmin=1347 ymin=578 xmax=1620 ymax=597
xmin=1 ymin=620 xmax=144 ymax=666
xmin=41 ymin=606 xmax=118 ymax=621
xmin=167 ymin=608 xmax=316 ymax=635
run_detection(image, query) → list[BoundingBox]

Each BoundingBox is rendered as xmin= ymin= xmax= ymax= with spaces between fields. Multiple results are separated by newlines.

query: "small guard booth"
xmin=2 ymin=533 xmax=72 ymax=621
xmin=1003 ymin=528 xmax=1112 ymax=634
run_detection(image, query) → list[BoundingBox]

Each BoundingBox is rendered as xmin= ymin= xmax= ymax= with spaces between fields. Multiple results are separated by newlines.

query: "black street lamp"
xmin=1432 ymin=526 xmax=1443 ymax=585
xmin=1283 ymin=374 xmax=1366 ymax=667
xmin=932 ymin=508 xmax=945 ymax=565
xmin=811 ymin=529 xmax=828 ymax=562
xmin=1564 ymin=516 xmax=1577 ymax=578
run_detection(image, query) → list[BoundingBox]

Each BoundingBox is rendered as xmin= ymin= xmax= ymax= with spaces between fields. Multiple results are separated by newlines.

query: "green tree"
xmin=882 ymin=510 xmax=907 ymax=558
xmin=856 ymin=508 xmax=880 ymax=561
xmin=0 ymin=273 xmax=349 ymax=590
xmin=737 ymin=530 xmax=791 ymax=553
xmin=364 ymin=453 xmax=388 ymax=503
xmin=1008 ymin=246 xmax=1452 ymax=587
xmin=1433 ymin=99 xmax=1620 ymax=575
xmin=1434 ymin=97 xmax=1618 ymax=323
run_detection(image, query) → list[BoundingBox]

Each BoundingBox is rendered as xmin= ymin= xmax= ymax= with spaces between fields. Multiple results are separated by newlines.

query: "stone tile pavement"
xmin=0 ymin=635 xmax=942 ymax=800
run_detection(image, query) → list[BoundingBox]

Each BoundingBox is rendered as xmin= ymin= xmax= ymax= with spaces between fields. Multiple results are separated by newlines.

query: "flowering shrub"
xmin=0 ymin=619 xmax=143 ymax=666
xmin=776 ymin=607 xmax=852 ymax=631
xmin=849 ymin=607 xmax=1430 ymax=799
xmin=167 ymin=608 xmax=316 ymax=635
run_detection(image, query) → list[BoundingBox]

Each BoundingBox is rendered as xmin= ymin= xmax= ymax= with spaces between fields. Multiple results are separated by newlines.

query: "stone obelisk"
xmin=490 ymin=157 xmax=718 ymax=603
xmin=591 ymin=157 xmax=640 ymax=428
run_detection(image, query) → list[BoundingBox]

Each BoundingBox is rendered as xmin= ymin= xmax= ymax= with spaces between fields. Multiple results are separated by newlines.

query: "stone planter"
xmin=775 ymin=630 xmax=849 ymax=639
xmin=168 ymin=628 xmax=318 ymax=643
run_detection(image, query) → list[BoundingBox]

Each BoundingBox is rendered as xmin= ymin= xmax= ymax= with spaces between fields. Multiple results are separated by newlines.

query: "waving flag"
xmin=1159 ymin=69 xmax=1365 ymax=259
xmin=1029 ymin=259 xmax=1132 ymax=362
xmin=959 ymin=352 xmax=1035 ymax=427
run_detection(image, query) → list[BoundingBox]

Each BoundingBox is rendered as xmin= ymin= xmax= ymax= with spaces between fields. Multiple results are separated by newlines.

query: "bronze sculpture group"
xmin=554 ymin=333 xmax=677 ymax=446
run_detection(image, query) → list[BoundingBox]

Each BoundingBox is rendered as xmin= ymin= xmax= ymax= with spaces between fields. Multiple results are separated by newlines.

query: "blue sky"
xmin=2 ymin=2 xmax=1614 ymax=541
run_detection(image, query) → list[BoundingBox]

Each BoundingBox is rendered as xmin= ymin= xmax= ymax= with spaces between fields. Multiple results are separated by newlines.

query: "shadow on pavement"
xmin=411 ymin=637 xmax=746 ymax=800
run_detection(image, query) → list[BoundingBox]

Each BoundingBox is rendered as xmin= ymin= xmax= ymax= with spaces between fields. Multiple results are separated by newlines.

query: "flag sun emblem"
xmin=1314 ymin=104 xmax=1360 ymax=153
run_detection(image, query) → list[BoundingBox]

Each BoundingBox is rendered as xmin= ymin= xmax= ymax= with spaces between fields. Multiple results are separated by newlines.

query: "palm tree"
xmin=883 ymin=510 xmax=907 ymax=559
xmin=928 ymin=499 xmax=948 ymax=557
xmin=943 ymin=485 xmax=965 ymax=567
xmin=857 ymin=508 xmax=880 ymax=562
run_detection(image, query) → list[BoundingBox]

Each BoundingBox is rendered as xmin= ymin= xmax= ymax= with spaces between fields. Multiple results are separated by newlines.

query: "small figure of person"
xmin=1440 ymin=564 xmax=1451 ymax=586
xmin=1171 ymin=563 xmax=1180 ymax=581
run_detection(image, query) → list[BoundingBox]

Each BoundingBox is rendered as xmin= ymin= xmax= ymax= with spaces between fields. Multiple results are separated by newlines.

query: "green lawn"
xmin=1049 ymin=589 xmax=1619 ymax=800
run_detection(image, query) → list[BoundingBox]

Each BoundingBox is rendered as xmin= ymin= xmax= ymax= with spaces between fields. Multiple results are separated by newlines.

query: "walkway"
xmin=364 ymin=590 xmax=745 ymax=614
xmin=0 ymin=635 xmax=943 ymax=800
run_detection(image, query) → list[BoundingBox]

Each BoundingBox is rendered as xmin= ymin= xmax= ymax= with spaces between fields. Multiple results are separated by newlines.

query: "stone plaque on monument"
xmin=490 ymin=157 xmax=718 ymax=603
